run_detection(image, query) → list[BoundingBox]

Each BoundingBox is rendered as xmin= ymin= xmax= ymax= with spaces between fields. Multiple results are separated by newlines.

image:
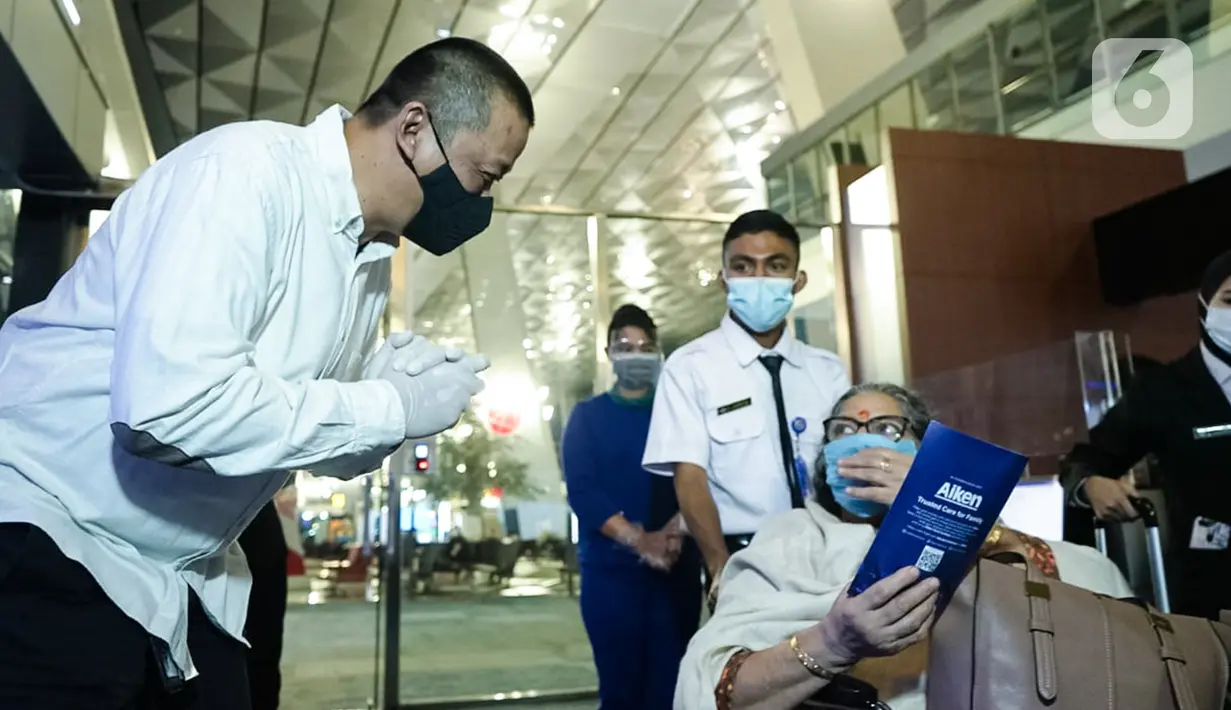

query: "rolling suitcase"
xmin=1092 ymin=497 xmax=1171 ymax=612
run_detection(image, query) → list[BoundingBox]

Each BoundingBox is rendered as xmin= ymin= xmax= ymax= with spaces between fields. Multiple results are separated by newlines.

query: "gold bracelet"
xmin=984 ymin=524 xmax=1003 ymax=548
xmin=789 ymin=634 xmax=840 ymax=681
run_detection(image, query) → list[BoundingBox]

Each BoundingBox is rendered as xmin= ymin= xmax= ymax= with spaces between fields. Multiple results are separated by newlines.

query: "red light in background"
xmin=415 ymin=459 xmax=429 ymax=471
xmin=487 ymin=410 xmax=520 ymax=436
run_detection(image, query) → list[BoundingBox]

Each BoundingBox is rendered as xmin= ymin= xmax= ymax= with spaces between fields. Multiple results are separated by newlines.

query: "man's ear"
xmin=396 ymin=101 xmax=430 ymax=150
xmin=718 ymin=269 xmax=729 ymax=294
xmin=793 ymin=270 xmax=809 ymax=295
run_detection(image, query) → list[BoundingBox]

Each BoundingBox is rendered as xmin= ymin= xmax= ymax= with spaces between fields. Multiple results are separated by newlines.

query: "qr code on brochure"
xmin=915 ymin=545 xmax=944 ymax=573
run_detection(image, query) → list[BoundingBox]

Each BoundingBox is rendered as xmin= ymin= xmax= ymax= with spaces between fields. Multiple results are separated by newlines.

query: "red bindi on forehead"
xmin=856 ymin=409 xmax=871 ymax=421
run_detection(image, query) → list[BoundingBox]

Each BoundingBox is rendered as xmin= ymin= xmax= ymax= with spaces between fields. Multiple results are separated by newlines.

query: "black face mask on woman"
xmin=400 ymin=115 xmax=494 ymax=256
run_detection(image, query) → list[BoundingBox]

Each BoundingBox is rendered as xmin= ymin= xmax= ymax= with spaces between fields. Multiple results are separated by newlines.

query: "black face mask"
xmin=400 ymin=115 xmax=494 ymax=256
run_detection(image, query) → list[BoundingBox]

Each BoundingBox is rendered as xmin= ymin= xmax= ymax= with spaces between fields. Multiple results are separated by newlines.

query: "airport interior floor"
xmin=280 ymin=591 xmax=595 ymax=710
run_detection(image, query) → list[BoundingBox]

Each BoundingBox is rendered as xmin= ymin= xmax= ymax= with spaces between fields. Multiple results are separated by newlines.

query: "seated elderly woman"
xmin=675 ymin=383 xmax=1132 ymax=710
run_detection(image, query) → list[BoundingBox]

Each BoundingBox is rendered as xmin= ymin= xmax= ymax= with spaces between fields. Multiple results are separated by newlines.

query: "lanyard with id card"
xmin=1190 ymin=516 xmax=1231 ymax=550
xmin=790 ymin=417 xmax=809 ymax=499
xmin=1189 ymin=423 xmax=1231 ymax=550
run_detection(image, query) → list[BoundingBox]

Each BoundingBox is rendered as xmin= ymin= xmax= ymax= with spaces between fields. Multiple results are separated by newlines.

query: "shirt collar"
xmin=720 ymin=313 xmax=801 ymax=369
xmin=307 ymin=105 xmax=376 ymax=248
xmin=1201 ymin=342 xmax=1231 ymax=389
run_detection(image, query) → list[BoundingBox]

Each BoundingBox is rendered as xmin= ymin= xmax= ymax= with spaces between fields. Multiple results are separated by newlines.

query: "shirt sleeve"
xmin=562 ymin=402 xmax=621 ymax=530
xmin=107 ymin=149 xmax=406 ymax=477
xmin=642 ymin=357 xmax=710 ymax=476
xmin=1060 ymin=379 xmax=1161 ymax=504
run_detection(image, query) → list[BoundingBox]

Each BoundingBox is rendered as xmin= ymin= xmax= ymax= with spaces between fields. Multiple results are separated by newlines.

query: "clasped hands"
xmin=365 ymin=331 xmax=490 ymax=440
xmin=623 ymin=519 xmax=686 ymax=572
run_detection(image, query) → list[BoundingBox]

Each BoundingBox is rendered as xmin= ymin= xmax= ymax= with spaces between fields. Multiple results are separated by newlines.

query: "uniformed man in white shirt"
xmin=643 ymin=209 xmax=850 ymax=604
xmin=0 ymin=38 xmax=532 ymax=709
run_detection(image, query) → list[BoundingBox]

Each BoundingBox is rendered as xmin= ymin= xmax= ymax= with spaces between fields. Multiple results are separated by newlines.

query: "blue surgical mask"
xmin=822 ymin=433 xmax=919 ymax=519
xmin=726 ymin=276 xmax=796 ymax=333
xmin=610 ymin=352 xmax=662 ymax=390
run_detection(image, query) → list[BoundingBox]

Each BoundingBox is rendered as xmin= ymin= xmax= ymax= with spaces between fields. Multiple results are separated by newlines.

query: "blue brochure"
xmin=848 ymin=421 xmax=1027 ymax=600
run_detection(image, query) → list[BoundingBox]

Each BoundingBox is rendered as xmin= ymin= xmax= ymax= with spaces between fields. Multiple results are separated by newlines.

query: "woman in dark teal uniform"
xmin=562 ymin=305 xmax=702 ymax=709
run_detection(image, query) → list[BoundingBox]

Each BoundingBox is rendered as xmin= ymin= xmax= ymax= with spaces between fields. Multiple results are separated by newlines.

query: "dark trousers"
xmin=0 ymin=523 xmax=251 ymax=710
xmin=579 ymin=553 xmax=702 ymax=710
xmin=238 ymin=503 xmax=288 ymax=710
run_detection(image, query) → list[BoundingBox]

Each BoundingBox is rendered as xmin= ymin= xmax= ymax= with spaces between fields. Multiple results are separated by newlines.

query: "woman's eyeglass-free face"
xmin=822 ymin=415 xmax=910 ymax=442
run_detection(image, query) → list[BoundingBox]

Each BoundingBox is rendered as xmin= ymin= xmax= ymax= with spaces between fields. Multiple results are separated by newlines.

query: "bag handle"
xmin=1149 ymin=612 xmax=1199 ymax=710
xmin=987 ymin=551 xmax=1059 ymax=702
xmin=992 ymin=552 xmax=1201 ymax=710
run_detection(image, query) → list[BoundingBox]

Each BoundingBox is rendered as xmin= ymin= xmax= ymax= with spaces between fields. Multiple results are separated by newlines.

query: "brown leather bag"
xmin=927 ymin=556 xmax=1231 ymax=710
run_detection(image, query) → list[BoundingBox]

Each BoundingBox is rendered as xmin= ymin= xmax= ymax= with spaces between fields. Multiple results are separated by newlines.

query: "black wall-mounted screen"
xmin=1092 ymin=165 xmax=1231 ymax=306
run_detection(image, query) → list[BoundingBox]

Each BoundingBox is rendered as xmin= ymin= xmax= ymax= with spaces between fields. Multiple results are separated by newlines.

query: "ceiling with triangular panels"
xmin=131 ymin=0 xmax=791 ymax=215
xmin=126 ymin=0 xmax=798 ymax=406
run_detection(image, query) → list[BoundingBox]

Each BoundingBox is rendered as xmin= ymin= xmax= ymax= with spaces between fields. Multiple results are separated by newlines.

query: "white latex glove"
xmin=367 ymin=333 xmax=490 ymax=378
xmin=376 ymin=356 xmax=487 ymax=440
xmin=365 ymin=332 xmax=450 ymax=379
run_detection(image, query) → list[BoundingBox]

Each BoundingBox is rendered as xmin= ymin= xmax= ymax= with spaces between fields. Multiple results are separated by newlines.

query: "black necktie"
xmin=759 ymin=354 xmax=804 ymax=509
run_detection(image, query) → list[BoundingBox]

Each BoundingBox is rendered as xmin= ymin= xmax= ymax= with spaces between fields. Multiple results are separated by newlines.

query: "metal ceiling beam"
xmin=111 ymin=0 xmax=178 ymax=157
xmin=300 ymin=0 xmax=337 ymax=125
xmin=361 ymin=0 xmax=404 ymax=100
xmin=248 ymin=0 xmax=272 ymax=120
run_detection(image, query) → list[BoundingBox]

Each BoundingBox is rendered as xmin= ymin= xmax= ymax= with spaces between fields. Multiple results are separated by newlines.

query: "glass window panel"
xmin=817 ymin=127 xmax=851 ymax=170
xmin=1100 ymin=0 xmax=1171 ymax=41
xmin=878 ymin=82 xmax=917 ymax=131
xmin=0 ymin=190 xmax=19 ymax=322
xmin=994 ymin=6 xmax=1058 ymax=131
xmin=282 ymin=474 xmax=383 ymax=710
xmin=791 ymin=151 xmax=825 ymax=223
xmin=1178 ymin=0 xmax=1219 ymax=38
xmin=794 ymin=225 xmax=841 ymax=354
xmin=607 ymin=218 xmax=728 ymax=354
xmin=1041 ymin=0 xmax=1095 ymax=101
xmin=767 ymin=167 xmax=791 ymax=217
xmin=404 ymin=213 xmax=596 ymax=703
xmin=845 ymin=106 xmax=881 ymax=166
xmin=912 ymin=64 xmax=958 ymax=130
xmin=815 ymin=147 xmax=834 ymax=225
xmin=950 ymin=34 xmax=1000 ymax=134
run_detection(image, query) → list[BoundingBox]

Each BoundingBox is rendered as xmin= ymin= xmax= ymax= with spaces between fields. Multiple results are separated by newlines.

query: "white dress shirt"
xmin=1201 ymin=343 xmax=1231 ymax=406
xmin=643 ymin=314 xmax=850 ymax=534
xmin=0 ymin=106 xmax=406 ymax=680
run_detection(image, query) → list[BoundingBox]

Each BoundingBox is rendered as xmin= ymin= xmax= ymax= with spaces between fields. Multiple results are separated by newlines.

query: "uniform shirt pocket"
xmin=705 ymin=394 xmax=765 ymax=443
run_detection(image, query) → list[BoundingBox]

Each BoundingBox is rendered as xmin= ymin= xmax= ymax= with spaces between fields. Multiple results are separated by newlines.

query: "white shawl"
xmin=674 ymin=503 xmax=1133 ymax=710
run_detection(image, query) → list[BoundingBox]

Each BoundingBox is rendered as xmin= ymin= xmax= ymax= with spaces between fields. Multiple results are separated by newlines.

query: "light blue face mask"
xmin=823 ymin=433 xmax=919 ymax=519
xmin=726 ymin=276 xmax=796 ymax=333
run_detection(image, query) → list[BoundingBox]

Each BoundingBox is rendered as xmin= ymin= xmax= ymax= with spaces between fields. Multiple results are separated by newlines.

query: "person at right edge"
xmin=642 ymin=210 xmax=850 ymax=610
xmin=1061 ymin=249 xmax=1231 ymax=621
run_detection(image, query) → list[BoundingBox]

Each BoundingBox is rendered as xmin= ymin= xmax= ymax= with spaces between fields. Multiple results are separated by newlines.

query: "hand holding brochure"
xmin=848 ymin=421 xmax=1027 ymax=601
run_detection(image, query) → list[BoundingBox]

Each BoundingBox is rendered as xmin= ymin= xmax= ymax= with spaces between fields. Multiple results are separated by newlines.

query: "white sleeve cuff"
xmin=642 ymin=454 xmax=708 ymax=477
xmin=344 ymin=379 xmax=407 ymax=453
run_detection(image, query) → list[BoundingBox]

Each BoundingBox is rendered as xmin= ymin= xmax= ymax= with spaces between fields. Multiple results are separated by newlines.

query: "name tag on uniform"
xmin=1192 ymin=424 xmax=1231 ymax=440
xmin=717 ymin=398 xmax=752 ymax=416
xmin=1190 ymin=517 xmax=1231 ymax=550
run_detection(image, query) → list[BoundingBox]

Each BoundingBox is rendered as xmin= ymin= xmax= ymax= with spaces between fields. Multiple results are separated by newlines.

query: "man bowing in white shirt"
xmin=0 ymin=37 xmax=532 ymax=710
